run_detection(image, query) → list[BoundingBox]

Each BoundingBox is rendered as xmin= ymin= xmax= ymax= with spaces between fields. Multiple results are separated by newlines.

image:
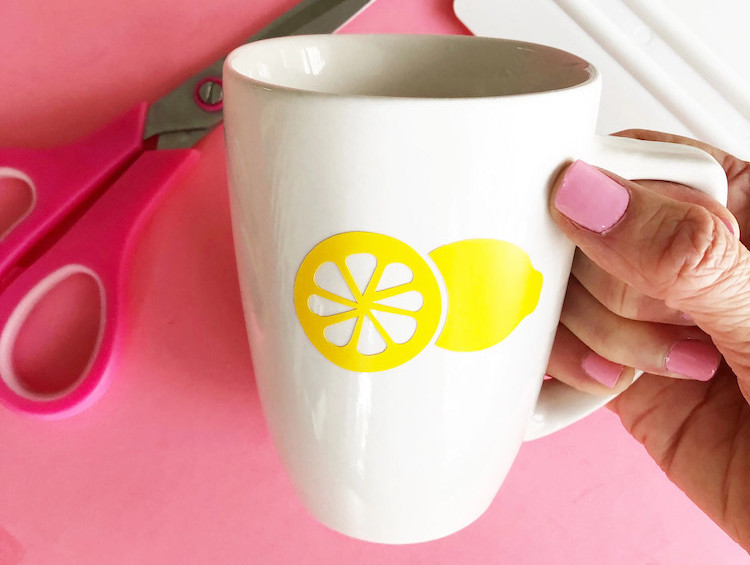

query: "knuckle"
xmin=653 ymin=205 xmax=737 ymax=299
xmin=607 ymin=281 xmax=637 ymax=319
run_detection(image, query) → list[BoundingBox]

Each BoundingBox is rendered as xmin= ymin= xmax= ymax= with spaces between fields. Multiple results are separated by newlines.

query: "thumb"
xmin=550 ymin=160 xmax=750 ymax=382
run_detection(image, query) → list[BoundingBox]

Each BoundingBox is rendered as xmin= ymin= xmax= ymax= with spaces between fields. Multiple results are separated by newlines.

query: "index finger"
xmin=615 ymin=130 xmax=750 ymax=230
xmin=549 ymin=160 xmax=741 ymax=310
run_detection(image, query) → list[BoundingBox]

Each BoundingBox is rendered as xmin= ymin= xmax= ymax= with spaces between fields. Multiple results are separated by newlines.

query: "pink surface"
xmin=0 ymin=0 xmax=745 ymax=563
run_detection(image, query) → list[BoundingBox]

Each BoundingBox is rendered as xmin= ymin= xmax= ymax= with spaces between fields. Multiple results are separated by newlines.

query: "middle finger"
xmin=561 ymin=276 xmax=719 ymax=381
xmin=572 ymin=250 xmax=693 ymax=325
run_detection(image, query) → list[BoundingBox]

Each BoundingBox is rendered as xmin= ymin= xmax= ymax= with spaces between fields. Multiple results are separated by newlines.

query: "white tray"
xmin=455 ymin=0 xmax=750 ymax=159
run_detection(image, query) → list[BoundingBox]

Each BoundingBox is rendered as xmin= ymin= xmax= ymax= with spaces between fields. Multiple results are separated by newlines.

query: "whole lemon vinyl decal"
xmin=429 ymin=239 xmax=543 ymax=352
xmin=294 ymin=232 xmax=542 ymax=371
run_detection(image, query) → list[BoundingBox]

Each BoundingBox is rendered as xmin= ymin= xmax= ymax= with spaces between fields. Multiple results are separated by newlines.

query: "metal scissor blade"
xmin=145 ymin=0 xmax=373 ymax=149
xmin=250 ymin=0 xmax=373 ymax=41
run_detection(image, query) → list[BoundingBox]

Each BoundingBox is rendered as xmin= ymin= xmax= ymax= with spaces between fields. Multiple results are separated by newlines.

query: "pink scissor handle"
xmin=0 ymin=148 xmax=198 ymax=418
xmin=0 ymin=103 xmax=148 ymax=284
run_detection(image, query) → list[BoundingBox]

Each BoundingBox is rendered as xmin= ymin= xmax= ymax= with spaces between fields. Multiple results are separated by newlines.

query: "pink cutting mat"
xmin=0 ymin=0 xmax=745 ymax=563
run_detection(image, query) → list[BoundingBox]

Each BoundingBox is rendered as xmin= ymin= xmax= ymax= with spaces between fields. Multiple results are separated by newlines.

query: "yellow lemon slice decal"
xmin=429 ymin=239 xmax=542 ymax=352
xmin=294 ymin=232 xmax=441 ymax=372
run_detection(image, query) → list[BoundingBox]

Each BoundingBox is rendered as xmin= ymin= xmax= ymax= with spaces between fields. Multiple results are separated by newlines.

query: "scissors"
xmin=0 ymin=0 xmax=372 ymax=419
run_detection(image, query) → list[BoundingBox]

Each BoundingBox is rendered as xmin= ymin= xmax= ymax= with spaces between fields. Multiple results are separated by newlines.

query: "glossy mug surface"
xmin=222 ymin=34 xmax=726 ymax=543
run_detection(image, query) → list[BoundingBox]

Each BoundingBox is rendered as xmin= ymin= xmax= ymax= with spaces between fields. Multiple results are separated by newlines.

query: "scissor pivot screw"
xmin=195 ymin=77 xmax=223 ymax=112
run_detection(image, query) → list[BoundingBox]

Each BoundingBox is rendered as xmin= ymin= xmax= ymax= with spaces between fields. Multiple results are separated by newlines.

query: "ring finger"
xmin=549 ymin=277 xmax=721 ymax=391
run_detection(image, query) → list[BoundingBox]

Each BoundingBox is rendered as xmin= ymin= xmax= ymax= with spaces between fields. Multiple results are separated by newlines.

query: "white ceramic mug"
xmin=222 ymin=34 xmax=727 ymax=544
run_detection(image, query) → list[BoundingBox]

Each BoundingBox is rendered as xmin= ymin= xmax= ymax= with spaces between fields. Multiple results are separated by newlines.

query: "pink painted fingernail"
xmin=665 ymin=339 xmax=720 ymax=381
xmin=582 ymin=352 xmax=624 ymax=389
xmin=554 ymin=160 xmax=630 ymax=233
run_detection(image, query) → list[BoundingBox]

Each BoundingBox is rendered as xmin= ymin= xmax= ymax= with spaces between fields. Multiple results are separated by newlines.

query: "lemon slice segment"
xmin=294 ymin=232 xmax=442 ymax=372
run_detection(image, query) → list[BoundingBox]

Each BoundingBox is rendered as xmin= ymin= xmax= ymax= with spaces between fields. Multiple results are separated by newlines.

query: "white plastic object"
xmin=454 ymin=0 xmax=750 ymax=159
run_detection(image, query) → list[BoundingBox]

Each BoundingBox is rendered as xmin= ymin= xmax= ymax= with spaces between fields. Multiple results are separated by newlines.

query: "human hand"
xmin=546 ymin=130 xmax=750 ymax=548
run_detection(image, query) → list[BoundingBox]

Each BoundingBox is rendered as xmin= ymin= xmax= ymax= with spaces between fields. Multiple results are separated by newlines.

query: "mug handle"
xmin=524 ymin=135 xmax=729 ymax=441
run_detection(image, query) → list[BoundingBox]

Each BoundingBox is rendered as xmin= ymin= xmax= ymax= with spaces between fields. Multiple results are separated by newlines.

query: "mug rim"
xmin=223 ymin=34 xmax=600 ymax=102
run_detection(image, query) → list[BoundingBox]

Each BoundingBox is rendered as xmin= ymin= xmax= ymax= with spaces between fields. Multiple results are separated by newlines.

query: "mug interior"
xmin=227 ymin=34 xmax=595 ymax=99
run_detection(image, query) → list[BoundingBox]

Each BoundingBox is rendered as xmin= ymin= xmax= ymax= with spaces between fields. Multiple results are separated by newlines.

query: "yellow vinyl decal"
xmin=429 ymin=239 xmax=543 ymax=352
xmin=294 ymin=232 xmax=442 ymax=372
xmin=294 ymin=232 xmax=542 ymax=371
